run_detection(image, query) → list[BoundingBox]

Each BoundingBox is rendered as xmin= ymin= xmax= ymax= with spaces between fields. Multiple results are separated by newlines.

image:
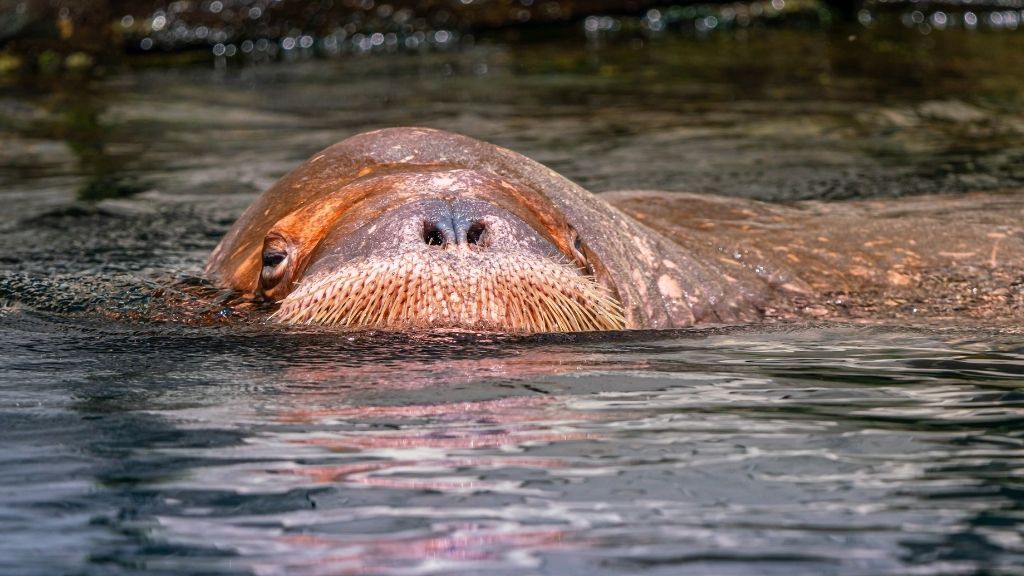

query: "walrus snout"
xmin=310 ymin=196 xmax=564 ymax=265
xmin=269 ymin=196 xmax=624 ymax=332
xmin=421 ymin=216 xmax=489 ymax=249
xmin=417 ymin=200 xmax=490 ymax=249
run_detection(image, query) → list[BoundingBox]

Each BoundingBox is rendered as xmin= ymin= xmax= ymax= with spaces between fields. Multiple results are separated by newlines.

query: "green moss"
xmin=36 ymin=50 xmax=62 ymax=74
xmin=65 ymin=52 xmax=96 ymax=71
xmin=0 ymin=52 xmax=24 ymax=75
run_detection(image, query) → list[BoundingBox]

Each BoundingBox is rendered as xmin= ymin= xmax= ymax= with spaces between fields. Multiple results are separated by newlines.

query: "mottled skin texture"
xmin=207 ymin=127 xmax=1024 ymax=331
xmin=606 ymin=190 xmax=1024 ymax=324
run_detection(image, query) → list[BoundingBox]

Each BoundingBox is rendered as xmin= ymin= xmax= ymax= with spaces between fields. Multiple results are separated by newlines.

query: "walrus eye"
xmin=568 ymin=227 xmax=594 ymax=274
xmin=262 ymin=252 xmax=287 ymax=268
xmin=259 ymin=248 xmax=291 ymax=300
xmin=569 ymin=228 xmax=586 ymax=261
xmin=259 ymin=233 xmax=294 ymax=300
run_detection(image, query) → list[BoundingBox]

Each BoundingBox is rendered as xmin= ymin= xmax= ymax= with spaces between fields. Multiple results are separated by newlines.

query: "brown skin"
xmin=606 ymin=190 xmax=1024 ymax=324
xmin=207 ymin=127 xmax=1024 ymax=331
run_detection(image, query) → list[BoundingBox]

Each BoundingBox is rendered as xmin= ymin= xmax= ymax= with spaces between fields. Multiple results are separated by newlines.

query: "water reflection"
xmin=1 ymin=305 xmax=1023 ymax=573
xmin=10 ymin=77 xmax=150 ymax=201
xmin=6 ymin=324 xmax=1004 ymax=574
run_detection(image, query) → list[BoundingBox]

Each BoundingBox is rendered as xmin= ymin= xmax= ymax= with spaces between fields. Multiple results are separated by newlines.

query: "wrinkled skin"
xmin=207 ymin=127 xmax=1024 ymax=331
xmin=606 ymin=190 xmax=1024 ymax=324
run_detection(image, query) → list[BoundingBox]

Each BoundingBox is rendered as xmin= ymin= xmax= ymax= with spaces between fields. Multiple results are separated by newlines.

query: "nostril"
xmin=466 ymin=221 xmax=487 ymax=246
xmin=423 ymin=222 xmax=445 ymax=246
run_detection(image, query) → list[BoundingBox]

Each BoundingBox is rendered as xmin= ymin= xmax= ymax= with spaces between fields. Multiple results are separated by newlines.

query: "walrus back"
xmin=605 ymin=189 xmax=1024 ymax=324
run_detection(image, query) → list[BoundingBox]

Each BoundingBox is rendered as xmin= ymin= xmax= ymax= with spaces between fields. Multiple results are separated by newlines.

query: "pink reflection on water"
xmin=275 ymin=342 xmax=645 ymax=398
xmin=280 ymin=395 xmax=574 ymax=424
xmin=280 ymin=395 xmax=602 ymax=490
xmin=270 ymin=523 xmax=579 ymax=574
xmin=237 ymin=344 xmax=634 ymax=572
xmin=300 ymin=429 xmax=596 ymax=451
xmin=291 ymin=456 xmax=569 ymax=490
xmin=266 ymin=522 xmax=577 ymax=569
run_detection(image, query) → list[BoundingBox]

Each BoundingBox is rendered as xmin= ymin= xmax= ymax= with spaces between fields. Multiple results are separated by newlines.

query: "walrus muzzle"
xmin=272 ymin=249 xmax=624 ymax=332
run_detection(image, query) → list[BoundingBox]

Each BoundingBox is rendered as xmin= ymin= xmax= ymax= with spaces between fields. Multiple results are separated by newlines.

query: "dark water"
xmin=2 ymin=18 xmax=1024 ymax=576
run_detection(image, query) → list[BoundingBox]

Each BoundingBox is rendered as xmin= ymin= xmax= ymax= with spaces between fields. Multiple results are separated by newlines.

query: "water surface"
xmin=2 ymin=19 xmax=1024 ymax=575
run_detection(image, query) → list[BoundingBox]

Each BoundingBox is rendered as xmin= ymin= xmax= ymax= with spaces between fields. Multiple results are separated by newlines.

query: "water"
xmin=2 ymin=19 xmax=1024 ymax=576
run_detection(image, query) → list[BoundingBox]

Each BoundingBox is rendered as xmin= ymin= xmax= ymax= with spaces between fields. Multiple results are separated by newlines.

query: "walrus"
xmin=207 ymin=127 xmax=1024 ymax=332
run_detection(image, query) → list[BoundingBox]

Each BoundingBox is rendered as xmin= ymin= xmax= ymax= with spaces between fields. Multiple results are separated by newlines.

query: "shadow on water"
xmin=8 ymin=77 xmax=150 ymax=202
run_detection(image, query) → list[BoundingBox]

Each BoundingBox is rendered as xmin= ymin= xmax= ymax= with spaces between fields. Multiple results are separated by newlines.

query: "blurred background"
xmin=2 ymin=0 xmax=1023 ymax=213
xmin=2 ymin=0 xmax=1023 ymax=63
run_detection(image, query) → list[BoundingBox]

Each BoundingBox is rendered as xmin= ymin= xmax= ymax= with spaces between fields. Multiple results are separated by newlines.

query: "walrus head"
xmin=207 ymin=128 xmax=777 ymax=332
xmin=256 ymin=168 xmax=622 ymax=332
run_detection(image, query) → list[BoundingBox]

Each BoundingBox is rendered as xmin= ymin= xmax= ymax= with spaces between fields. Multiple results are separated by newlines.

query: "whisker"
xmin=274 ymin=251 xmax=625 ymax=333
